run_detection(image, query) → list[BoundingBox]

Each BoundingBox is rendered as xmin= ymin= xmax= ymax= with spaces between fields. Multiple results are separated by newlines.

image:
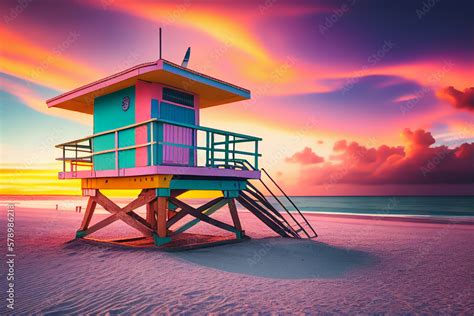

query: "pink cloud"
xmin=439 ymin=86 xmax=474 ymax=112
xmin=401 ymin=128 xmax=436 ymax=152
xmin=288 ymin=129 xmax=474 ymax=186
xmin=286 ymin=147 xmax=325 ymax=165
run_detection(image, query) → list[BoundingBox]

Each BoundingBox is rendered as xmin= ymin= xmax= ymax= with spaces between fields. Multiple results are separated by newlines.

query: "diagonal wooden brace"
xmin=76 ymin=190 xmax=155 ymax=238
xmin=169 ymin=197 xmax=238 ymax=234
xmin=166 ymin=197 xmax=226 ymax=228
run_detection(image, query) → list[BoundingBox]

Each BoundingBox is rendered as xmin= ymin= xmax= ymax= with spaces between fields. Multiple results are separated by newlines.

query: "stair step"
xmin=242 ymin=176 xmax=317 ymax=239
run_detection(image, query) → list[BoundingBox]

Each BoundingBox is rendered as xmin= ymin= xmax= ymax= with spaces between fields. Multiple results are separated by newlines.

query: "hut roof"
xmin=46 ymin=59 xmax=250 ymax=114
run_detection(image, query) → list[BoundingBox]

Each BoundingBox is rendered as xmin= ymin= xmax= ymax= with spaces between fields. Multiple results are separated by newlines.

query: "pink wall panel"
xmin=135 ymin=81 xmax=200 ymax=167
xmin=135 ymin=80 xmax=161 ymax=167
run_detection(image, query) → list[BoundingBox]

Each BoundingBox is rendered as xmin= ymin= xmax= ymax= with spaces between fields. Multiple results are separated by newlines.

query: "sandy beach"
xmin=1 ymin=197 xmax=473 ymax=314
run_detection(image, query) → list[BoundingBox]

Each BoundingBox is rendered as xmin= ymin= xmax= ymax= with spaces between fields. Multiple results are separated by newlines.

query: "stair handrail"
xmin=245 ymin=180 xmax=309 ymax=238
xmin=261 ymin=168 xmax=317 ymax=238
xmin=236 ymin=160 xmax=317 ymax=238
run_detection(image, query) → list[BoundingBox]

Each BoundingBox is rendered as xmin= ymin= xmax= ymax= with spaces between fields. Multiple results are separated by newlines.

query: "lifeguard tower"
xmin=47 ymin=41 xmax=316 ymax=248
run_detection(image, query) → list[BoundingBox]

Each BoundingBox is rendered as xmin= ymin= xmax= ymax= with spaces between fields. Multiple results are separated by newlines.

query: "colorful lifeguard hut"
xmin=47 ymin=42 xmax=316 ymax=248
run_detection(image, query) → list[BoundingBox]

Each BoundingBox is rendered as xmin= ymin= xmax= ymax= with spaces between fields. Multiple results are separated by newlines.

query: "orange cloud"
xmin=438 ymin=86 xmax=474 ymax=112
xmin=286 ymin=147 xmax=324 ymax=164
xmin=0 ymin=27 xmax=102 ymax=91
xmin=401 ymin=128 xmax=435 ymax=153
xmin=288 ymin=129 xmax=474 ymax=187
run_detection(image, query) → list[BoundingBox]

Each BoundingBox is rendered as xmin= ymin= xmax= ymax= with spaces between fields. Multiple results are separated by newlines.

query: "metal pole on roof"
xmin=159 ymin=27 xmax=162 ymax=59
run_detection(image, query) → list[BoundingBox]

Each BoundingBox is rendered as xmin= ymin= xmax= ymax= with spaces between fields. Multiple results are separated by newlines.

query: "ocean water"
xmin=266 ymin=196 xmax=474 ymax=217
xmin=3 ymin=195 xmax=472 ymax=218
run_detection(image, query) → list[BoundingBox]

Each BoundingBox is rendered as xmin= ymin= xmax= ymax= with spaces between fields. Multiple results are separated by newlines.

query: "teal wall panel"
xmin=93 ymin=86 xmax=136 ymax=170
xmin=160 ymin=101 xmax=195 ymax=124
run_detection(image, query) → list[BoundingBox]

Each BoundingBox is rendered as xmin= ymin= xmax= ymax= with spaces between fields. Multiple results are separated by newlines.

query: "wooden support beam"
xmin=228 ymin=199 xmax=242 ymax=232
xmin=93 ymin=190 xmax=153 ymax=236
xmin=166 ymin=197 xmax=225 ymax=228
xmin=170 ymin=189 xmax=188 ymax=198
xmin=79 ymin=196 xmax=97 ymax=231
xmin=78 ymin=214 xmax=119 ymax=237
xmin=156 ymin=197 xmax=168 ymax=238
xmin=167 ymin=210 xmax=177 ymax=219
xmin=170 ymin=198 xmax=229 ymax=236
xmin=170 ymin=198 xmax=237 ymax=234
xmin=146 ymin=200 xmax=157 ymax=230
xmin=121 ymin=189 xmax=156 ymax=213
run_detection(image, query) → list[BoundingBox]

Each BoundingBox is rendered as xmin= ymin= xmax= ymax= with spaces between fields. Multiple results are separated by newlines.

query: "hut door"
xmin=154 ymin=90 xmax=197 ymax=166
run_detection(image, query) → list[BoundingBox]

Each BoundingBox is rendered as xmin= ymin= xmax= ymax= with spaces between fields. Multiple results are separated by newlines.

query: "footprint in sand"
xmin=206 ymin=295 xmax=225 ymax=303
xmin=183 ymin=290 xmax=205 ymax=299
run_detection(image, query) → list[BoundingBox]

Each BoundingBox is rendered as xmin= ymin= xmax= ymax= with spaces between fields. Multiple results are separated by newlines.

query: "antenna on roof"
xmin=159 ymin=27 xmax=162 ymax=59
xmin=181 ymin=47 xmax=191 ymax=68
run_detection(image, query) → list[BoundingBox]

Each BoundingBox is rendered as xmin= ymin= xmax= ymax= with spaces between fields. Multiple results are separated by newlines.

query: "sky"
xmin=0 ymin=0 xmax=473 ymax=196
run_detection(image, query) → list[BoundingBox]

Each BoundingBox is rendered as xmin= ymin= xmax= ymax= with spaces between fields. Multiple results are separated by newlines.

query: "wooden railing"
xmin=56 ymin=119 xmax=261 ymax=174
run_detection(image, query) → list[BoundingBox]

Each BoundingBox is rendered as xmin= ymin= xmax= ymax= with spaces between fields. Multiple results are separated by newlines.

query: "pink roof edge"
xmin=46 ymin=59 xmax=250 ymax=107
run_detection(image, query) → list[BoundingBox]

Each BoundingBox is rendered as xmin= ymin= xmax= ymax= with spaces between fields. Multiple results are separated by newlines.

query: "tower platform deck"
xmin=59 ymin=165 xmax=260 ymax=180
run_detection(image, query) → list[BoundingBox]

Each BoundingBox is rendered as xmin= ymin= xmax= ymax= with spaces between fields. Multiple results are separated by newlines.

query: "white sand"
xmin=1 ymin=199 xmax=473 ymax=314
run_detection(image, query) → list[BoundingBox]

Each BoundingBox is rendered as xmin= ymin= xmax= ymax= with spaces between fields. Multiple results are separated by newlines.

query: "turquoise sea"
xmin=266 ymin=196 xmax=474 ymax=217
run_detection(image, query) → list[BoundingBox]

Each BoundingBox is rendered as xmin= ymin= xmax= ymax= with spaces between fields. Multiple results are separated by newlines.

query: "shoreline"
xmin=2 ymin=195 xmax=473 ymax=225
xmin=302 ymin=211 xmax=474 ymax=225
xmin=8 ymin=204 xmax=474 ymax=226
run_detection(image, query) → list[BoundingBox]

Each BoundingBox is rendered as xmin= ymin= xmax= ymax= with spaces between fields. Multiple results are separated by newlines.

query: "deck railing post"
xmin=62 ymin=146 xmax=66 ymax=173
xmin=224 ymin=134 xmax=229 ymax=168
xmin=74 ymin=143 xmax=78 ymax=176
xmin=115 ymin=130 xmax=119 ymax=173
xmin=232 ymin=135 xmax=236 ymax=167
xmin=205 ymin=131 xmax=210 ymax=167
xmin=150 ymin=121 xmax=154 ymax=166
xmin=210 ymin=132 xmax=215 ymax=167
xmin=90 ymin=138 xmax=94 ymax=170
xmin=254 ymin=140 xmax=259 ymax=170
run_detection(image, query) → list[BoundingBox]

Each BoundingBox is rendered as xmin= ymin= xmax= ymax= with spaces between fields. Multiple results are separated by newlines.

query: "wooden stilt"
xmin=74 ymin=187 xmax=248 ymax=248
xmin=146 ymin=200 xmax=157 ymax=230
xmin=156 ymin=197 xmax=168 ymax=238
xmin=79 ymin=196 xmax=97 ymax=231
xmin=152 ymin=196 xmax=172 ymax=246
xmin=228 ymin=198 xmax=243 ymax=238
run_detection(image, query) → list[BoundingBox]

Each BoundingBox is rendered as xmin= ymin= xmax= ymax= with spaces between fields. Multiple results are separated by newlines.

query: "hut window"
xmin=163 ymin=87 xmax=194 ymax=108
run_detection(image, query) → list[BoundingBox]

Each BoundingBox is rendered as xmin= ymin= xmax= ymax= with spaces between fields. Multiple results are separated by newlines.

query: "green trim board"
xmin=223 ymin=190 xmax=240 ymax=198
xmin=156 ymin=188 xmax=171 ymax=197
xmin=169 ymin=179 xmax=247 ymax=191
